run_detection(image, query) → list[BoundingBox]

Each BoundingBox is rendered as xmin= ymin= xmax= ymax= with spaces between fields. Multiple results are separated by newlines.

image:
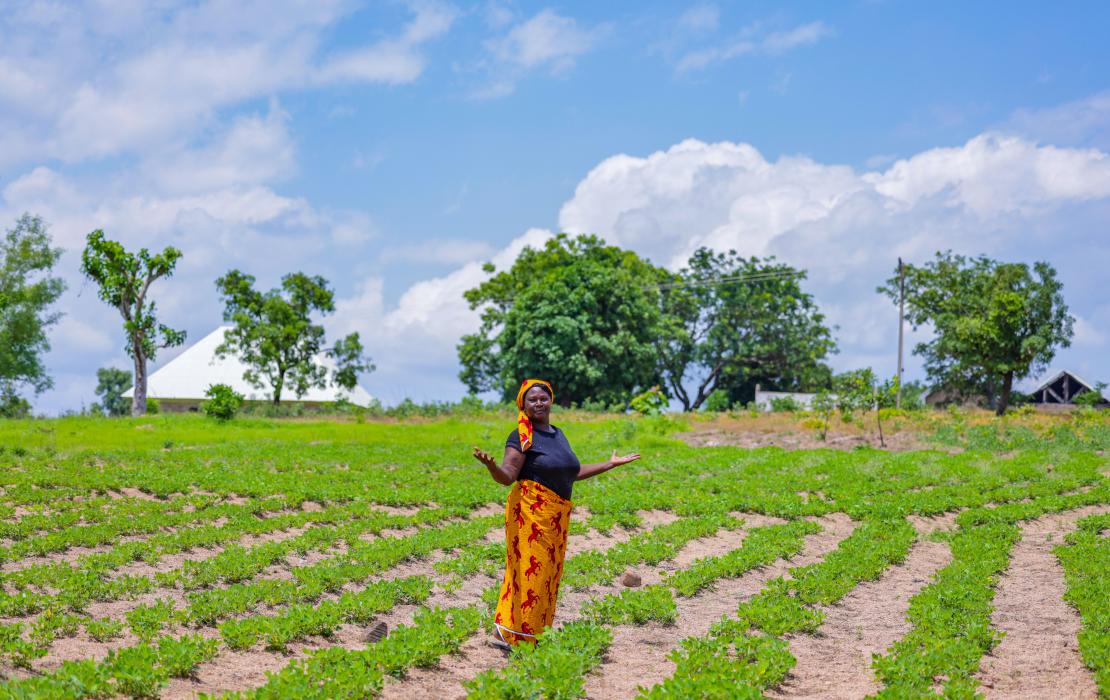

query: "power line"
xmin=650 ymin=269 xmax=804 ymax=291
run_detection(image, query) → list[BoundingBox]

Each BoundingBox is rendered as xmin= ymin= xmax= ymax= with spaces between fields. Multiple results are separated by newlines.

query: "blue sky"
xmin=2 ymin=1 xmax=1110 ymax=411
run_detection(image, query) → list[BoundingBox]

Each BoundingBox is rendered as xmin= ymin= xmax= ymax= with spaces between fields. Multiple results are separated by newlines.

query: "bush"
xmin=145 ymin=397 xmax=160 ymax=414
xmin=769 ymin=396 xmax=801 ymax=413
xmin=203 ymin=384 xmax=245 ymax=422
xmin=630 ymin=387 xmax=667 ymax=416
xmin=1074 ymin=382 xmax=1107 ymax=408
xmin=704 ymin=389 xmax=731 ymax=413
xmin=0 ymin=387 xmax=31 ymax=418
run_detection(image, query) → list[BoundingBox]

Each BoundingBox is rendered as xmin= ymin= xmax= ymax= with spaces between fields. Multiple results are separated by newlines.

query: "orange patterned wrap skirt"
xmin=493 ymin=479 xmax=572 ymax=645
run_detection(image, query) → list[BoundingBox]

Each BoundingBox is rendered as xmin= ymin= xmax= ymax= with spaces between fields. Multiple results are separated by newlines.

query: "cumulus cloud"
xmin=328 ymin=228 xmax=551 ymax=400
xmin=557 ymin=133 xmax=1110 ymax=382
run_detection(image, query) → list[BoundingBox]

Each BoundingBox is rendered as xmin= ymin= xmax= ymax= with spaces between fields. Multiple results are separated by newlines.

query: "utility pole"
xmin=896 ymin=257 xmax=905 ymax=408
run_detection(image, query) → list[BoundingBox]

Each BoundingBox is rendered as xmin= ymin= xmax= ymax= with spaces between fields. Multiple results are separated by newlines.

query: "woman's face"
xmin=524 ymin=386 xmax=552 ymax=420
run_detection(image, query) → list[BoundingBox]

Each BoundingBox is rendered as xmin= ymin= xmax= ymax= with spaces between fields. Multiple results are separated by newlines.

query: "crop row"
xmin=468 ymin=518 xmax=826 ymax=699
xmin=0 ymin=505 xmax=454 ymax=618
xmin=0 ymin=633 xmax=218 ymax=699
xmin=561 ymin=514 xmax=740 ymax=590
xmin=183 ymin=515 xmax=499 ymax=626
xmin=645 ymin=517 xmax=915 ymax=697
xmin=1054 ymin=512 xmax=1110 ymax=698
xmin=0 ymin=495 xmax=290 ymax=563
xmin=872 ymin=489 xmax=1110 ymax=697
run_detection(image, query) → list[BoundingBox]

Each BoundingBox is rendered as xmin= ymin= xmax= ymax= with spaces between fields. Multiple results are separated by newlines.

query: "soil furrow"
xmin=581 ymin=513 xmax=856 ymax=700
xmin=372 ymin=511 xmax=675 ymax=700
xmin=975 ymin=505 xmax=1110 ymax=700
xmin=766 ymin=538 xmax=952 ymax=699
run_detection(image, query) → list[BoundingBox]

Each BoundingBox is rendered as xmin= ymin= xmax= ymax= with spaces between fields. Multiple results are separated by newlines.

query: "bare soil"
xmin=581 ymin=513 xmax=856 ymax=699
xmin=675 ymin=415 xmax=934 ymax=452
xmin=976 ymin=506 xmax=1110 ymax=699
xmin=766 ymin=538 xmax=952 ymax=699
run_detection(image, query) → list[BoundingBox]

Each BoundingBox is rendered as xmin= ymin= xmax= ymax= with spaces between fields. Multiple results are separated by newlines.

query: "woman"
xmin=472 ymin=379 xmax=640 ymax=648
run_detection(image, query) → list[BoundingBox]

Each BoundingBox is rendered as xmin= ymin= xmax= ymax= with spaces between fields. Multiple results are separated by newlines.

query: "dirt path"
xmin=976 ymin=506 xmax=1110 ymax=700
xmin=582 ymin=513 xmax=856 ymax=699
xmin=766 ymin=538 xmax=952 ymax=699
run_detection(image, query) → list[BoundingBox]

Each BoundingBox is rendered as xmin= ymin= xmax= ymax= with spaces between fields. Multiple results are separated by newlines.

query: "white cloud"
xmin=472 ymin=9 xmax=607 ymax=98
xmin=1002 ymin=90 xmax=1110 ymax=149
xmin=328 ymin=228 xmax=551 ymax=397
xmin=141 ymin=102 xmax=297 ymax=194
xmin=675 ymin=20 xmax=829 ymax=73
xmin=0 ymin=0 xmax=454 ymax=166
xmin=1074 ymin=316 xmax=1106 ymax=347
xmin=679 ymin=5 xmax=720 ymax=33
xmin=556 ymin=132 xmax=1110 ymax=381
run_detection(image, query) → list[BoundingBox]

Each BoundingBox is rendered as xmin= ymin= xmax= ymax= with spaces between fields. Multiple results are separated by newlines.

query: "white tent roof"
xmin=123 ymin=326 xmax=374 ymax=406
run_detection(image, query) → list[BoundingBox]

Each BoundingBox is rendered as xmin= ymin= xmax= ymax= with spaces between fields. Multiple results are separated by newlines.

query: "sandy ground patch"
xmin=976 ymin=505 xmax=1110 ymax=700
xmin=767 ymin=538 xmax=952 ymax=699
xmin=581 ymin=513 xmax=856 ymax=699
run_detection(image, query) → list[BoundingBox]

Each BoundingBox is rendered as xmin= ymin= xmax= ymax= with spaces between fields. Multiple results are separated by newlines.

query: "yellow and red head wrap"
xmin=516 ymin=379 xmax=554 ymax=452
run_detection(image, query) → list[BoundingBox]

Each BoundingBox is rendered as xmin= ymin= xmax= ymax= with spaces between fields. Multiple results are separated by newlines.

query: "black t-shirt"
xmin=505 ymin=425 xmax=581 ymax=501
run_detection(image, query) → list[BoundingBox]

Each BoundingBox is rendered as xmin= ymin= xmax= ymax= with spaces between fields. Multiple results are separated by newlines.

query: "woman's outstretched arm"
xmin=473 ymin=446 xmax=525 ymax=485
xmin=576 ymin=450 xmax=640 ymax=480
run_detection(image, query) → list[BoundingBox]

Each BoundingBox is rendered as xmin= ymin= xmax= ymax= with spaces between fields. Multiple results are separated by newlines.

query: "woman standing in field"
xmin=472 ymin=378 xmax=641 ymax=649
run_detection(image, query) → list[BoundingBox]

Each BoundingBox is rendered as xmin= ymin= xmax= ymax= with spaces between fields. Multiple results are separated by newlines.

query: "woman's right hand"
xmin=472 ymin=446 xmax=498 ymax=470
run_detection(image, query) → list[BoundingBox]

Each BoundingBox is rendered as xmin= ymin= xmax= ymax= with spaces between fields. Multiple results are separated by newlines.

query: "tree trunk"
xmin=996 ymin=371 xmax=1014 ymax=416
xmin=272 ymin=372 xmax=284 ymax=404
xmin=131 ymin=345 xmax=147 ymax=417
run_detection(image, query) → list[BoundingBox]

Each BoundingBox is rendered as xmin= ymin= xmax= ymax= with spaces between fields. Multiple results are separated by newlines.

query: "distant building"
xmin=754 ymin=385 xmax=821 ymax=411
xmin=1029 ymin=370 xmax=1095 ymax=405
xmin=122 ymin=326 xmax=374 ymax=412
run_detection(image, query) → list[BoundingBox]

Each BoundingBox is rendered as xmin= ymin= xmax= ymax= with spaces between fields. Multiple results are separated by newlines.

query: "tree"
xmin=214 ymin=270 xmax=372 ymax=403
xmin=833 ymin=368 xmax=899 ymax=448
xmin=80 ymin=231 xmax=185 ymax=417
xmin=94 ymin=367 xmax=132 ymax=417
xmin=880 ymin=252 xmax=1073 ymax=415
xmin=458 ymin=234 xmax=671 ymax=405
xmin=0 ymin=214 xmax=66 ymax=413
xmin=659 ymin=249 xmax=836 ymax=411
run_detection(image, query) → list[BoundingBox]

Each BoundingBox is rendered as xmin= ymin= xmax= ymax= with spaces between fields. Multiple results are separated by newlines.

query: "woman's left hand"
xmin=609 ymin=450 xmax=641 ymax=468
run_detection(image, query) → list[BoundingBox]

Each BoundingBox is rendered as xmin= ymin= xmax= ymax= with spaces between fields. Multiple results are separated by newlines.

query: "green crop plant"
xmin=1055 ymin=513 xmax=1110 ymax=697
xmin=466 ymin=621 xmax=612 ymax=700
xmin=583 ymin=585 xmax=678 ymax=626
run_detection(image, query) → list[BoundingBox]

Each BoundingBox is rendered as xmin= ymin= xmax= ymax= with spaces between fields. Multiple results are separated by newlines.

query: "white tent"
xmin=123 ymin=326 xmax=373 ymax=406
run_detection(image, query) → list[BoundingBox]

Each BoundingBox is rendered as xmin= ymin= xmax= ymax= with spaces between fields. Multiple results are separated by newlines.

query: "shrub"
xmin=630 ymin=387 xmax=667 ymax=416
xmin=769 ymin=396 xmax=801 ymax=413
xmin=704 ymin=389 xmax=731 ymax=413
xmin=203 ymin=383 xmax=244 ymax=422
xmin=145 ymin=397 xmax=160 ymax=414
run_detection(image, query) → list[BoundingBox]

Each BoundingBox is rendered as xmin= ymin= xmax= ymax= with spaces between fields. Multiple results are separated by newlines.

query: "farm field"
xmin=0 ymin=412 xmax=1107 ymax=699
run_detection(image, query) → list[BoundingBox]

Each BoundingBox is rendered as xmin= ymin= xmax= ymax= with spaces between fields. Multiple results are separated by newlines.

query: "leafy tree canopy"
xmin=94 ymin=367 xmax=132 ymax=417
xmin=0 ymin=214 xmax=65 ymax=408
xmin=458 ymin=234 xmax=672 ymax=406
xmin=879 ymin=251 xmax=1073 ymax=415
xmin=660 ymin=249 xmax=835 ymax=410
xmin=215 ymin=270 xmax=372 ymax=404
xmin=80 ymin=230 xmax=185 ymax=416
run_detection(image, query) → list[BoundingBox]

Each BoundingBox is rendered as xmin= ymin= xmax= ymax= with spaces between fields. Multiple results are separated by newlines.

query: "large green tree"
xmin=660 ymin=249 xmax=835 ymax=410
xmin=80 ymin=230 xmax=185 ymax=417
xmin=0 ymin=214 xmax=66 ymax=415
xmin=458 ymin=234 xmax=672 ymax=406
xmin=214 ymin=270 xmax=373 ymax=403
xmin=93 ymin=367 xmax=132 ymax=417
xmin=879 ymin=252 xmax=1073 ymax=415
